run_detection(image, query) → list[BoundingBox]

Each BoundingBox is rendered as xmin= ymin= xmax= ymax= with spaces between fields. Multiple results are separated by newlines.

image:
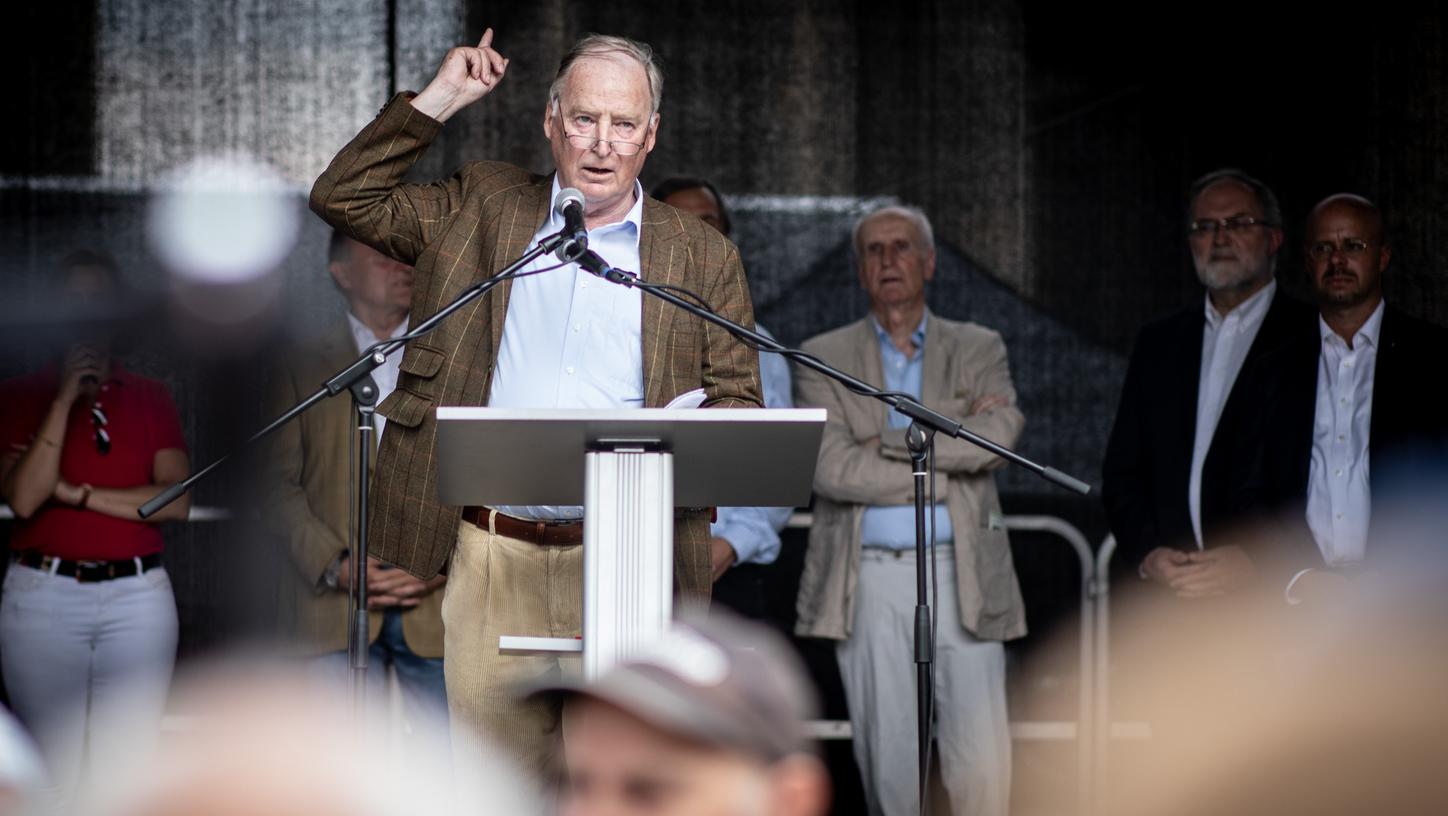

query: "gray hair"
xmin=548 ymin=34 xmax=664 ymax=117
xmin=852 ymin=205 xmax=936 ymax=261
xmin=1186 ymin=168 xmax=1283 ymax=227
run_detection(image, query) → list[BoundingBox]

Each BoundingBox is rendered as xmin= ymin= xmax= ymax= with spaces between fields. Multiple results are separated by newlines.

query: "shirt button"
xmin=1336 ymin=513 xmax=1343 ymax=520
xmin=565 ymin=366 xmax=575 ymax=375
xmin=1335 ymin=469 xmax=1342 ymax=477
xmin=1337 ymin=434 xmax=1345 ymax=442
xmin=573 ymin=324 xmax=581 ymax=333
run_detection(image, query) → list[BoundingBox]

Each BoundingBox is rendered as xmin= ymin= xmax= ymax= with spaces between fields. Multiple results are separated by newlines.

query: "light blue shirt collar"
xmin=869 ymin=309 xmax=929 ymax=355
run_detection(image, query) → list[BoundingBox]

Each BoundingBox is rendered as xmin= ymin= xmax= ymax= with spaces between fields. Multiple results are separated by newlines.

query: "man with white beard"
xmin=1103 ymin=169 xmax=1316 ymax=599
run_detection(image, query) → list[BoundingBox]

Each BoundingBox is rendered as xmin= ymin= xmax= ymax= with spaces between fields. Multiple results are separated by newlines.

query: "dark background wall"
xmin=3 ymin=0 xmax=1444 ymax=716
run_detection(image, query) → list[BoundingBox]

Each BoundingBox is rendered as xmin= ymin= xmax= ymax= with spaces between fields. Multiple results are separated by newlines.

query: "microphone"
xmin=553 ymin=187 xmax=588 ymax=262
xmin=575 ymin=248 xmax=637 ymax=287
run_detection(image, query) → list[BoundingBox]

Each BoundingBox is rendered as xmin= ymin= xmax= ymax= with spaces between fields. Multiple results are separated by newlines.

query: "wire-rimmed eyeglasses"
xmin=1306 ymin=238 xmax=1372 ymax=261
xmin=560 ymin=130 xmax=648 ymax=156
xmin=1187 ymin=216 xmax=1276 ymax=237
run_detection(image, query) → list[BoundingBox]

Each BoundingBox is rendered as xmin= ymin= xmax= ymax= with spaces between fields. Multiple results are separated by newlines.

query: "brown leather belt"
xmin=461 ymin=507 xmax=583 ymax=546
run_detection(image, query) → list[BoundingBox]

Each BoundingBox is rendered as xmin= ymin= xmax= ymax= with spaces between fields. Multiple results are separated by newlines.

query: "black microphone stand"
xmin=571 ymin=246 xmax=1091 ymax=813
xmin=139 ymin=228 xmax=580 ymax=714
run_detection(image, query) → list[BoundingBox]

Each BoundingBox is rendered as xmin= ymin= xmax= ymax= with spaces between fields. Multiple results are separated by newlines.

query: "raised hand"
xmin=411 ymin=27 xmax=510 ymax=123
xmin=57 ymin=344 xmax=106 ymax=405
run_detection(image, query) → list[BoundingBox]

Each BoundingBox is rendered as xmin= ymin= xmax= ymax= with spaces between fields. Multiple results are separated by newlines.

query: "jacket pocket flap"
xmin=377 ymin=389 xmax=432 ymax=429
xmin=399 ymin=344 xmax=446 ymax=379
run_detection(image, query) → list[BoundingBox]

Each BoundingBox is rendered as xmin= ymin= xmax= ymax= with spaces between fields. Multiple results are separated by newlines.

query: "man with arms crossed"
xmin=794 ymin=205 xmax=1023 ymax=815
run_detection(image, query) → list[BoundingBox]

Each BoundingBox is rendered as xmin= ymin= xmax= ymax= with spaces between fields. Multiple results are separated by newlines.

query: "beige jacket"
xmin=793 ymin=313 xmax=1027 ymax=642
xmin=265 ymin=320 xmax=445 ymax=658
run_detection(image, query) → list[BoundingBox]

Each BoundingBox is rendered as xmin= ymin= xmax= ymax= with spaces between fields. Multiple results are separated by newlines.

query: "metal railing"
xmin=6 ymin=505 xmax=1126 ymax=812
xmin=790 ymin=512 xmax=1104 ymax=815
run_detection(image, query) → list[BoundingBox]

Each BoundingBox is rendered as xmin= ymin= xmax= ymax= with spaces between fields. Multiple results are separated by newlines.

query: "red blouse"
xmin=1 ymin=362 xmax=187 ymax=560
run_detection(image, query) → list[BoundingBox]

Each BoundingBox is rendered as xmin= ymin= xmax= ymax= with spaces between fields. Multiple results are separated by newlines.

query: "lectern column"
xmin=582 ymin=446 xmax=674 ymax=678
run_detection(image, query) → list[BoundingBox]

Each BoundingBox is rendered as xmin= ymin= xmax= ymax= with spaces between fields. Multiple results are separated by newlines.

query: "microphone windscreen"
xmin=555 ymin=187 xmax=586 ymax=216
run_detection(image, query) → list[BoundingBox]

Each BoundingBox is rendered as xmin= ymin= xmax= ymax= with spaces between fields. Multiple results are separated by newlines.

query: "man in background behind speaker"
xmin=794 ymin=205 xmax=1024 ymax=815
xmin=264 ymin=231 xmax=447 ymax=728
xmin=652 ymin=176 xmax=793 ymax=620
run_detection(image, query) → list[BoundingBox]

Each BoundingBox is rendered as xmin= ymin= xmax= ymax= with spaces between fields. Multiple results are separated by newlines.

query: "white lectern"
xmin=434 ymin=407 xmax=824 ymax=677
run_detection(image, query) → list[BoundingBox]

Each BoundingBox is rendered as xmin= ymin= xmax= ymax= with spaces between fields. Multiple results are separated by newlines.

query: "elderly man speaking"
xmin=309 ymin=28 xmax=763 ymax=777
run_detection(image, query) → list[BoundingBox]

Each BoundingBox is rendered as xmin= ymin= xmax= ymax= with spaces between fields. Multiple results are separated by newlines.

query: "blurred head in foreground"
xmin=77 ymin=659 xmax=538 ymax=816
xmin=1096 ymin=464 xmax=1448 ymax=816
xmin=530 ymin=613 xmax=829 ymax=816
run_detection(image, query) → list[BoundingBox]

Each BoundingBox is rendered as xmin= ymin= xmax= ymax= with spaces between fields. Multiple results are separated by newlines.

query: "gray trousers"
xmin=0 ymin=563 xmax=178 ymax=797
xmin=837 ymin=547 xmax=1010 ymax=816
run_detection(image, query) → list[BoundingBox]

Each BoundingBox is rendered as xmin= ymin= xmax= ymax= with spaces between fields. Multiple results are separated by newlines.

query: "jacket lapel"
xmin=640 ymin=197 xmax=687 ymax=407
xmin=320 ymin=318 xmax=359 ymax=373
xmin=1175 ymin=308 xmax=1206 ymax=469
xmin=852 ymin=318 xmax=888 ymax=434
xmin=920 ymin=310 xmax=949 ymax=408
xmin=1368 ymin=306 xmax=1399 ymax=461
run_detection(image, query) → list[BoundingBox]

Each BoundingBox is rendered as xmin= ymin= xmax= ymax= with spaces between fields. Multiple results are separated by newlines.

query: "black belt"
xmin=15 ymin=551 xmax=163 ymax=583
xmin=460 ymin=507 xmax=583 ymax=546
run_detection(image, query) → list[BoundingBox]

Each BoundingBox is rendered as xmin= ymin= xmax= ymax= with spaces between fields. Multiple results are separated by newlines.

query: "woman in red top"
xmin=0 ymin=253 xmax=190 ymax=797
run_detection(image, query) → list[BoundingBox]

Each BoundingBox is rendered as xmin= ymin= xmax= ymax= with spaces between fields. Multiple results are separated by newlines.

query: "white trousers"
xmin=837 ymin=547 xmax=1010 ymax=816
xmin=0 ymin=563 xmax=178 ymax=794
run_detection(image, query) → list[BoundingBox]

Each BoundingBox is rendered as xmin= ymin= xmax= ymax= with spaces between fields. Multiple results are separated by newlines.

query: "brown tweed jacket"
xmin=309 ymin=94 xmax=763 ymax=597
xmin=264 ymin=319 xmax=445 ymax=658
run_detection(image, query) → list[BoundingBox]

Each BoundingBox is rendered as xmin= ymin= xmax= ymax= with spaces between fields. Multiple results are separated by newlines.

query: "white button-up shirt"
xmin=347 ymin=312 xmax=408 ymax=443
xmin=488 ymin=176 xmax=646 ymax=521
xmin=1305 ymin=299 xmax=1384 ymax=566
xmin=1188 ymin=280 xmax=1276 ymax=548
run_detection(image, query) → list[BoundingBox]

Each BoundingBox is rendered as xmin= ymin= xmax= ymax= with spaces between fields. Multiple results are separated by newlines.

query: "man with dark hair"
xmin=651 ymin=176 xmax=732 ymax=235
xmin=265 ymin=231 xmax=447 ymax=728
xmin=651 ymin=176 xmax=790 ymax=619
xmin=310 ymin=28 xmax=762 ymax=775
xmin=531 ymin=613 xmax=829 ymax=816
xmin=1227 ymin=194 xmax=1448 ymax=604
xmin=1102 ymin=168 xmax=1315 ymax=598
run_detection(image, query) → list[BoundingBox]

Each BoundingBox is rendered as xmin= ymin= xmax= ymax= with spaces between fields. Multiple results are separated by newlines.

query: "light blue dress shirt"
xmin=709 ymin=325 xmax=793 ymax=565
xmin=859 ymin=312 xmax=954 ymax=549
xmin=489 ymin=176 xmax=645 ymax=521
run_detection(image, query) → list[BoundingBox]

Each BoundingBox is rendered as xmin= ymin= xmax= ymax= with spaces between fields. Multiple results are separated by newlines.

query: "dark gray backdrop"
xmin=3 ymin=0 xmax=1444 ymax=676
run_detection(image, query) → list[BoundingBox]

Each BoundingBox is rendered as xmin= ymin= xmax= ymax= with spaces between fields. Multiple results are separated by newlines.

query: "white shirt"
xmin=488 ymin=176 xmax=646 ymax=520
xmin=1305 ymin=299 xmax=1383 ymax=566
xmin=347 ymin=312 xmax=408 ymax=443
xmin=1188 ymin=280 xmax=1276 ymax=548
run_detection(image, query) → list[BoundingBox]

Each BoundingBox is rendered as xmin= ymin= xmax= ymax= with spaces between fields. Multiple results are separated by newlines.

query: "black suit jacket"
xmin=1225 ymin=304 xmax=1448 ymax=576
xmin=1102 ymin=287 xmax=1317 ymax=576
